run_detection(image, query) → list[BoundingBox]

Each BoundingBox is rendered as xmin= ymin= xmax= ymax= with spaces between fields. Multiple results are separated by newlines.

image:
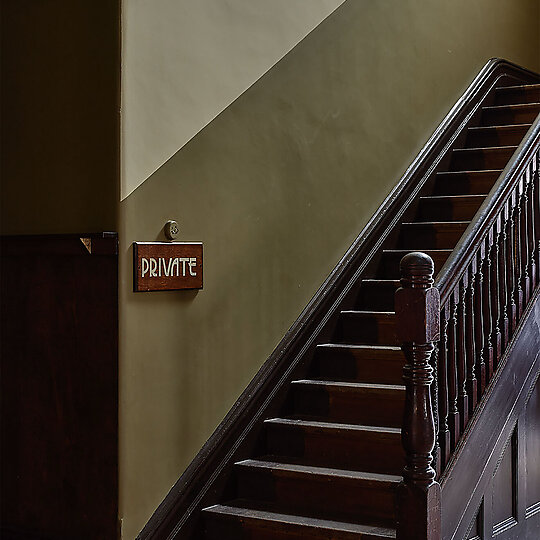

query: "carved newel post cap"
xmin=396 ymin=252 xmax=440 ymax=343
xmin=400 ymin=252 xmax=435 ymax=288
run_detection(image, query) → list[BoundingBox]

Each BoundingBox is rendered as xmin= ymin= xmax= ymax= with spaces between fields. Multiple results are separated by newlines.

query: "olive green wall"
xmin=120 ymin=0 xmax=540 ymax=537
xmin=120 ymin=0 xmax=540 ymax=538
xmin=0 ymin=1 xmax=119 ymax=235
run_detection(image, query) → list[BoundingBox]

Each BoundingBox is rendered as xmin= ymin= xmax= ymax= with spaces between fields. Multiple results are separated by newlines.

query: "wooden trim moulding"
xmin=0 ymin=232 xmax=119 ymax=256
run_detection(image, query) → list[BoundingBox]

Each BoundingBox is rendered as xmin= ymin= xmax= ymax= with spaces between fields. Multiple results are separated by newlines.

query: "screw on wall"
xmin=164 ymin=220 xmax=179 ymax=240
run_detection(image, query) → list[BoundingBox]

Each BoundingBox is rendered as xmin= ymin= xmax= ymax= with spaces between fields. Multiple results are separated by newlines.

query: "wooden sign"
xmin=133 ymin=242 xmax=203 ymax=292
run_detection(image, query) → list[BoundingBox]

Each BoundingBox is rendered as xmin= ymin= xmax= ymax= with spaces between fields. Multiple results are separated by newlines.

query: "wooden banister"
xmin=396 ymin=111 xmax=539 ymax=536
xmin=435 ymin=115 xmax=540 ymax=303
xmin=434 ymin=120 xmax=539 ymax=473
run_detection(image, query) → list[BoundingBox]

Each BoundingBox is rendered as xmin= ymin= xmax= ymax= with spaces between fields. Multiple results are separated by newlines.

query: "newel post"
xmin=395 ymin=252 xmax=442 ymax=540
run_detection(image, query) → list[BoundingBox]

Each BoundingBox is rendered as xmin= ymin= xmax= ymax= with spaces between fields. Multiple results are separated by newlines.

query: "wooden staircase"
xmin=138 ymin=61 xmax=540 ymax=540
xmin=198 ymin=83 xmax=540 ymax=540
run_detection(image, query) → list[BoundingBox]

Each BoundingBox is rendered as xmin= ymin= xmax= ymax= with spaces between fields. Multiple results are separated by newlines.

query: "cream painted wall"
xmin=119 ymin=1 xmax=540 ymax=538
xmin=121 ymin=0 xmax=345 ymax=199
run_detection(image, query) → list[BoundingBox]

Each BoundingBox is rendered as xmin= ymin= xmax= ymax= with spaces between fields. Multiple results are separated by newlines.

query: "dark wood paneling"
xmin=0 ymin=234 xmax=118 ymax=539
xmin=491 ymin=432 xmax=516 ymax=534
xmin=525 ymin=379 xmax=540 ymax=512
xmin=440 ymin=287 xmax=540 ymax=540
xmin=469 ymin=382 xmax=540 ymax=540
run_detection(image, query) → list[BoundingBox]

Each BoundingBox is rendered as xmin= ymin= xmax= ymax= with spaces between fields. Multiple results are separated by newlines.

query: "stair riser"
xmin=416 ymin=198 xmax=484 ymax=221
xmin=204 ymin=516 xmax=253 ymax=540
xmin=235 ymin=466 xmax=397 ymax=527
xmin=450 ymin=148 xmax=516 ymax=171
xmin=481 ymin=105 xmax=540 ymax=125
xmin=265 ymin=423 xmax=404 ymax=475
xmin=433 ymin=172 xmax=499 ymax=196
xmin=397 ymin=224 xmax=468 ymax=250
xmin=335 ymin=313 xmax=398 ymax=346
xmin=355 ymin=282 xmax=397 ymax=310
xmin=376 ymin=252 xmax=449 ymax=280
xmin=466 ymin=125 xmax=530 ymax=147
xmin=495 ymin=87 xmax=540 ymax=105
xmin=291 ymin=384 xmax=404 ymax=427
xmin=313 ymin=347 xmax=404 ymax=385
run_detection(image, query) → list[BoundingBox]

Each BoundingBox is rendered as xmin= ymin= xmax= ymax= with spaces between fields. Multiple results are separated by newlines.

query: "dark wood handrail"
xmin=396 ymin=76 xmax=540 ymax=539
xmin=435 ymin=115 xmax=540 ymax=303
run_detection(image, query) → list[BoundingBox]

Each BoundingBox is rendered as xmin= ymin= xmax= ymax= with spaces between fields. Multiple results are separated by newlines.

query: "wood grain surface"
xmin=133 ymin=242 xmax=203 ymax=291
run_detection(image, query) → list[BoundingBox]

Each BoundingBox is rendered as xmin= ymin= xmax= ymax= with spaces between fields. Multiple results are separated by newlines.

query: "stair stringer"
xmin=440 ymin=286 xmax=540 ymax=540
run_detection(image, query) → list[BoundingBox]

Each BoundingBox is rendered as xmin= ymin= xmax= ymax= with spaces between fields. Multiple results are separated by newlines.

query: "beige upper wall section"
xmin=121 ymin=0 xmax=345 ymax=199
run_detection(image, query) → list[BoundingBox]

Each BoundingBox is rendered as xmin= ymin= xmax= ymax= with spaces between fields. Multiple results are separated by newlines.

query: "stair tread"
xmin=236 ymin=459 xmax=402 ymax=483
xmin=204 ymin=504 xmax=397 ymax=537
xmin=436 ymin=169 xmax=503 ymax=175
xmin=317 ymin=343 xmax=401 ymax=351
xmin=341 ymin=310 xmax=395 ymax=315
xmin=402 ymin=220 xmax=470 ymax=225
xmin=468 ymin=123 xmax=532 ymax=130
xmin=383 ymin=247 xmax=454 ymax=251
xmin=265 ymin=417 xmax=401 ymax=434
xmin=496 ymin=83 xmax=540 ymax=91
xmin=418 ymin=196 xmax=486 ymax=202
xmin=483 ymin=102 xmax=540 ymax=109
xmin=291 ymin=379 xmax=405 ymax=391
xmin=453 ymin=145 xmax=518 ymax=151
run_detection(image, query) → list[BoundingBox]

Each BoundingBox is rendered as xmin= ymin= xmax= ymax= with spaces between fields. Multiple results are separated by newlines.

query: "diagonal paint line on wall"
xmin=121 ymin=0 xmax=347 ymax=200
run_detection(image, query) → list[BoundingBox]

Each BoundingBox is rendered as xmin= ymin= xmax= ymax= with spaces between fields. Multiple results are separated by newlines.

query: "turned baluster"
xmin=465 ymin=265 xmax=478 ymax=414
xmin=457 ymin=275 xmax=469 ymax=432
xmin=431 ymin=350 xmax=440 ymax=479
xmin=527 ymin=164 xmax=537 ymax=288
xmin=482 ymin=236 xmax=494 ymax=381
xmin=490 ymin=222 xmax=502 ymax=366
xmin=447 ymin=291 xmax=461 ymax=450
xmin=533 ymin=152 xmax=540 ymax=281
xmin=520 ymin=175 xmax=531 ymax=304
xmin=514 ymin=185 xmax=524 ymax=316
xmin=437 ymin=305 xmax=451 ymax=468
xmin=506 ymin=198 xmax=517 ymax=334
xmin=474 ymin=250 xmax=486 ymax=402
xmin=395 ymin=252 xmax=441 ymax=540
xmin=498 ymin=206 xmax=509 ymax=349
